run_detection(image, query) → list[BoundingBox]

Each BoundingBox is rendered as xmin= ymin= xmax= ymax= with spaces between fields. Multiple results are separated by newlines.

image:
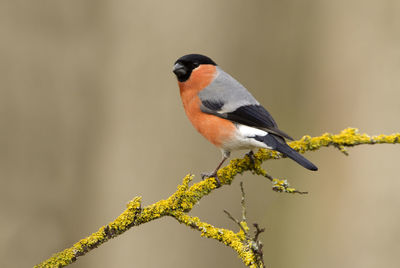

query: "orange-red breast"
xmin=173 ymin=54 xmax=317 ymax=183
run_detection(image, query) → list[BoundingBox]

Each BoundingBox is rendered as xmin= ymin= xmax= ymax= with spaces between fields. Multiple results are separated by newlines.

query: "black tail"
xmin=256 ymin=134 xmax=318 ymax=171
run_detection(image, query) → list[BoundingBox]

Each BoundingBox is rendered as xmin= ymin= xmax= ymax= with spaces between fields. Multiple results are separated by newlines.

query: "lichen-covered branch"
xmin=35 ymin=128 xmax=400 ymax=268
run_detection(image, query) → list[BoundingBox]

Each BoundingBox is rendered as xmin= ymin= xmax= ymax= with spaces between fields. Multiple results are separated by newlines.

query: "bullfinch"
xmin=173 ymin=54 xmax=317 ymax=182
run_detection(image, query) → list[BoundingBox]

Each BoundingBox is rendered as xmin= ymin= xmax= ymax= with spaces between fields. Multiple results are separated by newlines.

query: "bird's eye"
xmin=193 ymin=62 xmax=200 ymax=68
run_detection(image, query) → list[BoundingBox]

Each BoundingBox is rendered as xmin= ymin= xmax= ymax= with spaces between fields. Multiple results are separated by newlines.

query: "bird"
xmin=172 ymin=54 xmax=317 ymax=184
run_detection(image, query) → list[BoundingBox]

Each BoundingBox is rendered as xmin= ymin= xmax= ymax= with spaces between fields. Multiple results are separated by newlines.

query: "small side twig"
xmin=224 ymin=182 xmax=266 ymax=267
xmin=333 ymin=144 xmax=349 ymax=155
xmin=253 ymin=223 xmax=265 ymax=244
xmin=252 ymin=223 xmax=266 ymax=268
xmin=262 ymin=170 xmax=308 ymax=194
xmin=223 ymin=210 xmax=249 ymax=237
xmin=240 ymin=181 xmax=246 ymax=222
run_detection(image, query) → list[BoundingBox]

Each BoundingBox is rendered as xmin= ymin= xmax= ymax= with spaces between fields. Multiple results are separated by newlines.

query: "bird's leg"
xmin=201 ymin=151 xmax=230 ymax=187
xmin=201 ymin=156 xmax=227 ymax=186
xmin=246 ymin=150 xmax=255 ymax=166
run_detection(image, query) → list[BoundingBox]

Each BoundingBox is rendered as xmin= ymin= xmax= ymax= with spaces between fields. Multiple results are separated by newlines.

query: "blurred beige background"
xmin=1 ymin=1 xmax=399 ymax=267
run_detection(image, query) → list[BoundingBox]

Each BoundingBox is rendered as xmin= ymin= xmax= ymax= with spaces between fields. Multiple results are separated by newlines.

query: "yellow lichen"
xmin=36 ymin=128 xmax=400 ymax=268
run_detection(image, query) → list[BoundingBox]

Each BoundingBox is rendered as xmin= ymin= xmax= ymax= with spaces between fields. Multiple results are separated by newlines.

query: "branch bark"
xmin=35 ymin=128 xmax=400 ymax=268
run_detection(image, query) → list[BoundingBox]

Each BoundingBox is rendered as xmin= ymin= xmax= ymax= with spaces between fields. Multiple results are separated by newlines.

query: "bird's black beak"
xmin=173 ymin=62 xmax=187 ymax=77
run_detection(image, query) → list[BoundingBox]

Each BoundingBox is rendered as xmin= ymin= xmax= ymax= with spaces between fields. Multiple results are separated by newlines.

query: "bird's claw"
xmin=201 ymin=172 xmax=221 ymax=188
xmin=246 ymin=150 xmax=256 ymax=166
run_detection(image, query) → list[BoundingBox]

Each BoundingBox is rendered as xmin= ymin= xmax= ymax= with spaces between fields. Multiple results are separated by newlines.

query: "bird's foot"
xmin=246 ymin=150 xmax=255 ymax=166
xmin=201 ymin=171 xmax=221 ymax=188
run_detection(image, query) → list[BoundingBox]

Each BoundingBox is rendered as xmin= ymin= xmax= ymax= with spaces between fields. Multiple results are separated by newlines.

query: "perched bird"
xmin=173 ymin=54 xmax=317 ymax=183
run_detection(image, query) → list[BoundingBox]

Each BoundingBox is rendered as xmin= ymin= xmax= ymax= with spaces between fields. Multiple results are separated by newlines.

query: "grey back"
xmin=198 ymin=66 xmax=259 ymax=114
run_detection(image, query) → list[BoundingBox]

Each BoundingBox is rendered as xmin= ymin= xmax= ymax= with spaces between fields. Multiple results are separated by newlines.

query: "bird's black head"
xmin=173 ymin=54 xmax=217 ymax=82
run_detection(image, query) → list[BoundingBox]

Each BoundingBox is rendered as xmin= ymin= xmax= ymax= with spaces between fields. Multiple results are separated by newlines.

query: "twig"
xmin=240 ymin=181 xmax=246 ymax=222
xmin=223 ymin=209 xmax=248 ymax=236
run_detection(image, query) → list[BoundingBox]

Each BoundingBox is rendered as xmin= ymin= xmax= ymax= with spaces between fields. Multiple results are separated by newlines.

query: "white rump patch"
xmin=221 ymin=124 xmax=271 ymax=151
xmin=237 ymin=124 xmax=268 ymax=137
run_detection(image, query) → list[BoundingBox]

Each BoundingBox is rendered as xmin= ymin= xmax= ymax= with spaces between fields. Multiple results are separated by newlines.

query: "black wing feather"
xmin=225 ymin=105 xmax=294 ymax=140
xmin=225 ymin=105 xmax=277 ymax=129
xmin=202 ymin=99 xmax=224 ymax=111
xmin=200 ymin=101 xmax=294 ymax=141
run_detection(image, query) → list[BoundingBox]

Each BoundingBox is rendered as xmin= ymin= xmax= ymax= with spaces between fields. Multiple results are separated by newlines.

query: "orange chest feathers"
xmin=178 ymin=65 xmax=235 ymax=147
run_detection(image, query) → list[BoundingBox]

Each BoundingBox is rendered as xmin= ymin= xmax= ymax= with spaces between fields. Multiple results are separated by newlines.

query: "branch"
xmin=35 ymin=128 xmax=400 ymax=267
xmin=224 ymin=182 xmax=266 ymax=267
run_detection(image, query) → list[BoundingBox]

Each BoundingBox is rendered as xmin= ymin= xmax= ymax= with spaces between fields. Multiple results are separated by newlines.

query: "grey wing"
xmin=199 ymin=67 xmax=293 ymax=140
xmin=198 ymin=67 xmax=260 ymax=113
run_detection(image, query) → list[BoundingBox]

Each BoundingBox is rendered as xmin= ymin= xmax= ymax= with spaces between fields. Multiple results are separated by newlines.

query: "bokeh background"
xmin=1 ymin=1 xmax=399 ymax=267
